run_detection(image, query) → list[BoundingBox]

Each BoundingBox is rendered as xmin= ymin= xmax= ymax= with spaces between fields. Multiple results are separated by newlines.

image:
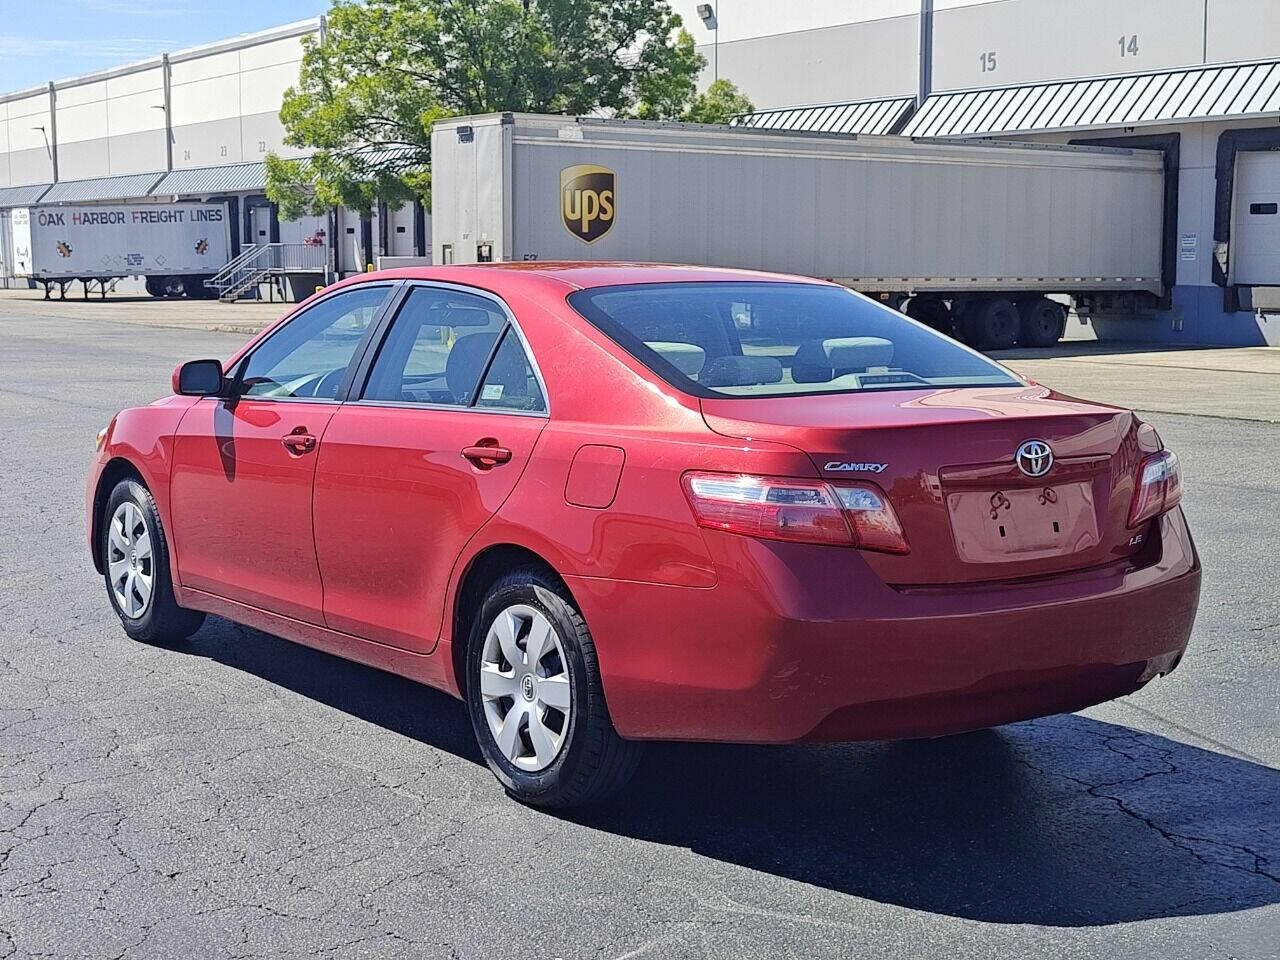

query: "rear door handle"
xmin=462 ymin=443 xmax=513 ymax=467
xmin=282 ymin=430 xmax=317 ymax=455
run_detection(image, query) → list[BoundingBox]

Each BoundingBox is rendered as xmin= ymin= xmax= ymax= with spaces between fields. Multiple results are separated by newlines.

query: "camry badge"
xmin=824 ymin=461 xmax=888 ymax=473
xmin=1015 ymin=440 xmax=1054 ymax=479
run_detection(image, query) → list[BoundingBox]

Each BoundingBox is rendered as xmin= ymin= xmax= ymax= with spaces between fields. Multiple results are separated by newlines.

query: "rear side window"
xmin=362 ymin=286 xmax=544 ymax=411
xmin=475 ymin=328 xmax=546 ymax=412
xmin=568 ymin=282 xmax=1021 ymax=398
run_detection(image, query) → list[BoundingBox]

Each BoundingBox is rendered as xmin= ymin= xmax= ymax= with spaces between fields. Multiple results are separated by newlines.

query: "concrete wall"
xmin=54 ymin=66 xmax=167 ymax=180
xmin=0 ymin=20 xmax=318 ymax=192
xmin=170 ymin=32 xmax=311 ymax=169
xmin=670 ymin=1 xmax=920 ymax=109
xmin=673 ymin=0 xmax=1280 ymax=109
xmin=0 ymin=91 xmax=55 ymax=187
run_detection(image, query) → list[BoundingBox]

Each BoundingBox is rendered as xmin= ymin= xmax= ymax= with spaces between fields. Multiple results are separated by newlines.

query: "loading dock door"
xmin=388 ymin=203 xmax=416 ymax=257
xmin=249 ymin=205 xmax=272 ymax=247
xmin=1232 ymin=151 xmax=1280 ymax=286
xmin=337 ymin=207 xmax=364 ymax=274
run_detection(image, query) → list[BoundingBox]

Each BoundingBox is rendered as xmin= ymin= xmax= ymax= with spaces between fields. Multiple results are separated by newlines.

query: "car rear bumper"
xmin=568 ymin=508 xmax=1200 ymax=743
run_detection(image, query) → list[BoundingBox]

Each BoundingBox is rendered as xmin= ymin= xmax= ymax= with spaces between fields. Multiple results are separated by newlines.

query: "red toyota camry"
xmin=87 ymin=264 xmax=1201 ymax=807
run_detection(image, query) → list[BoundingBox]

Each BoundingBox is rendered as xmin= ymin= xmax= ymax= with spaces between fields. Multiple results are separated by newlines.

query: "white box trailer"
xmin=10 ymin=201 xmax=231 ymax=300
xmin=431 ymin=113 xmax=1168 ymax=347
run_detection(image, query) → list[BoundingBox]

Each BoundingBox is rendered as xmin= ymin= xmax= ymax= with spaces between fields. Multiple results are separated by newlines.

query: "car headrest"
xmin=444 ymin=331 xmax=499 ymax=403
xmin=791 ymin=336 xmax=895 ymax=382
xmin=700 ymin=355 xmax=784 ymax=388
xmin=645 ymin=341 xmax=706 ymax=377
xmin=822 ymin=337 xmax=894 ymax=369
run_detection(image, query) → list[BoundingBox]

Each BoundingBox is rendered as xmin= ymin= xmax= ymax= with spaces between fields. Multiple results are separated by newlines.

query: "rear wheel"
xmin=144 ymin=276 xmax=166 ymax=298
xmin=1018 ymin=297 xmax=1067 ymax=347
xmin=970 ymin=298 xmax=1019 ymax=351
xmin=102 ymin=479 xmax=204 ymax=644
xmin=465 ymin=567 xmax=643 ymax=808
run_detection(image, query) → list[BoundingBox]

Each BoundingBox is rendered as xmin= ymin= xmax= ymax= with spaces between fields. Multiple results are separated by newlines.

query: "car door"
xmin=312 ymin=282 xmax=549 ymax=650
xmin=168 ymin=283 xmax=393 ymax=623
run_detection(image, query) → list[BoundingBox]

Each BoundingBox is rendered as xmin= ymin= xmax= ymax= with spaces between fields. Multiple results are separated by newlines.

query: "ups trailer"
xmin=431 ymin=113 xmax=1168 ymax=348
xmin=10 ymin=202 xmax=232 ymax=300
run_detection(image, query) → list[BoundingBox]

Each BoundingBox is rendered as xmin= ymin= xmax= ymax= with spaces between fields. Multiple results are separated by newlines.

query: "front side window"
xmin=568 ymin=282 xmax=1022 ymax=398
xmin=363 ymin=286 xmax=543 ymax=410
xmin=237 ymin=285 xmax=389 ymax=399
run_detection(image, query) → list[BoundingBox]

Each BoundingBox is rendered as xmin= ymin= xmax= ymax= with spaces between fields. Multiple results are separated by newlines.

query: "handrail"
xmin=206 ymin=242 xmax=329 ymax=301
xmin=208 ymin=243 xmax=266 ymax=286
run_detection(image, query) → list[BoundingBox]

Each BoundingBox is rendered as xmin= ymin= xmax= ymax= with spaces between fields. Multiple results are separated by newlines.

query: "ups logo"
xmin=561 ymin=164 xmax=616 ymax=243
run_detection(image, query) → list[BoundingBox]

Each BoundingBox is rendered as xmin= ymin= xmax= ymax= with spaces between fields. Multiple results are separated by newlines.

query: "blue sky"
xmin=0 ymin=0 xmax=329 ymax=93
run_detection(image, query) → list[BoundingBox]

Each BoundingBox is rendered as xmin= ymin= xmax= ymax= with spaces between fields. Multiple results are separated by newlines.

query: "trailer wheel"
xmin=162 ymin=276 xmax=186 ymax=298
xmin=144 ymin=276 xmax=166 ymax=298
xmin=971 ymin=299 xmax=1019 ymax=351
xmin=905 ymin=297 xmax=953 ymax=335
xmin=182 ymin=276 xmax=216 ymax=300
xmin=1018 ymin=297 xmax=1067 ymax=348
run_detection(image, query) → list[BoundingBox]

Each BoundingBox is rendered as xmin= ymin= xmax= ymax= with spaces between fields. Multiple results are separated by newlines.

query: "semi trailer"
xmin=431 ymin=113 xmax=1168 ymax=348
xmin=9 ymin=202 xmax=232 ymax=300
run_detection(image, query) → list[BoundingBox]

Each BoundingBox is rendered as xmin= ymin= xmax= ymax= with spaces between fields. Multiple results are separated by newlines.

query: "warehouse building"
xmin=0 ymin=18 xmax=427 ymax=298
xmin=674 ymin=0 xmax=1280 ymax=344
xmin=1 ymin=2 xmax=1277 ymax=344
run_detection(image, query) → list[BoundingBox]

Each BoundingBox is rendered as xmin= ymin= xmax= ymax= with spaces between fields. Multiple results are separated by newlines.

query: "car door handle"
xmin=282 ymin=430 xmax=317 ymax=455
xmin=462 ymin=443 xmax=513 ymax=467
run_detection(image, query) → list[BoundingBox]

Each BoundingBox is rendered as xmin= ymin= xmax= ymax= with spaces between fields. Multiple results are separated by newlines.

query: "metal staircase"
xmin=206 ymin=243 xmax=328 ymax=302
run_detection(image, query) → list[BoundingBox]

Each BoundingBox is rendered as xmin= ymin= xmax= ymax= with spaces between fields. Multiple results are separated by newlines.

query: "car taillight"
xmin=1128 ymin=449 xmax=1182 ymax=528
xmin=681 ymin=472 xmax=909 ymax=554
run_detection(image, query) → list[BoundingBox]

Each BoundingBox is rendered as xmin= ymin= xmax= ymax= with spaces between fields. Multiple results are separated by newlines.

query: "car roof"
xmin=332 ymin=261 xmax=830 ymax=293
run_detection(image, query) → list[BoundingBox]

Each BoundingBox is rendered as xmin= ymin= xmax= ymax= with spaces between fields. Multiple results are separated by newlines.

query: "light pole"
xmin=32 ymin=125 xmax=56 ymax=182
xmin=696 ymin=3 xmax=718 ymax=83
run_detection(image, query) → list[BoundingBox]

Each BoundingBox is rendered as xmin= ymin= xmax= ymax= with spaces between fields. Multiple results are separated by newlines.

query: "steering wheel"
xmin=313 ymin=367 xmax=347 ymax=400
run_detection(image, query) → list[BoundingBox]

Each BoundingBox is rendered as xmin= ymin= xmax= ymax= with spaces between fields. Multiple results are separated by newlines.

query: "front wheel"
xmin=102 ymin=479 xmax=204 ymax=644
xmin=465 ymin=568 xmax=643 ymax=808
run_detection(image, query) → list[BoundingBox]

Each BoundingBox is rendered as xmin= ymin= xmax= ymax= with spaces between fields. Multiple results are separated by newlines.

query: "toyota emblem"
xmin=1015 ymin=440 xmax=1054 ymax=478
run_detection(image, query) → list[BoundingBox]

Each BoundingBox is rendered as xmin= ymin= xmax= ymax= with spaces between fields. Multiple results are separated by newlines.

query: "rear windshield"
xmin=567 ymin=282 xmax=1022 ymax=398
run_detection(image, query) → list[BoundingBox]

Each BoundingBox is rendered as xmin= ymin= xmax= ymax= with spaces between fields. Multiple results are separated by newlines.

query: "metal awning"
xmin=41 ymin=171 xmax=165 ymax=204
xmin=151 ymin=161 xmax=267 ymax=196
xmin=736 ymin=97 xmax=916 ymax=136
xmin=0 ymin=183 xmax=50 ymax=208
xmin=903 ymin=59 xmax=1280 ymax=138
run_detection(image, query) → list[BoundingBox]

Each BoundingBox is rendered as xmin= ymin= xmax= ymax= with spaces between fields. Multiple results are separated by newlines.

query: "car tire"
xmin=465 ymin=567 xmax=644 ymax=808
xmin=102 ymin=479 xmax=204 ymax=644
xmin=1018 ymin=297 xmax=1067 ymax=348
xmin=971 ymin=298 xmax=1020 ymax=351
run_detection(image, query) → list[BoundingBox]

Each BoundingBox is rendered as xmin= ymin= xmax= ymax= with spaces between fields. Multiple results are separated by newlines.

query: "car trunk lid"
xmin=700 ymin=385 xmax=1149 ymax=586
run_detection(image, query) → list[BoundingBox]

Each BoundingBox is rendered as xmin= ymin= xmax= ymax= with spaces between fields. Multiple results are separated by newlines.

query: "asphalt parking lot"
xmin=1 ymin=304 xmax=1277 ymax=959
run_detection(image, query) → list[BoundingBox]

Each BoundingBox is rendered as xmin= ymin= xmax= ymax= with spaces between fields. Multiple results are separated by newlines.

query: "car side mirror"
xmin=173 ymin=359 xmax=224 ymax=396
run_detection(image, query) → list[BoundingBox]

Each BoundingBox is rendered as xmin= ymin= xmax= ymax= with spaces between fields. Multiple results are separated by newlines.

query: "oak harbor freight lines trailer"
xmin=431 ymin=114 xmax=1168 ymax=348
xmin=10 ymin=202 xmax=231 ymax=300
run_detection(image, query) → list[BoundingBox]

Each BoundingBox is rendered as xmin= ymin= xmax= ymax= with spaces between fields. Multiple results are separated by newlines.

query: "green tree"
xmin=682 ymin=77 xmax=756 ymax=125
xmin=268 ymin=0 xmax=751 ymax=219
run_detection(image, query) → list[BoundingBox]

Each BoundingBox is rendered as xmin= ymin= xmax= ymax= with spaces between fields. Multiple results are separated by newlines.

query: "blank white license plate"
xmin=946 ymin=482 xmax=1100 ymax=563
